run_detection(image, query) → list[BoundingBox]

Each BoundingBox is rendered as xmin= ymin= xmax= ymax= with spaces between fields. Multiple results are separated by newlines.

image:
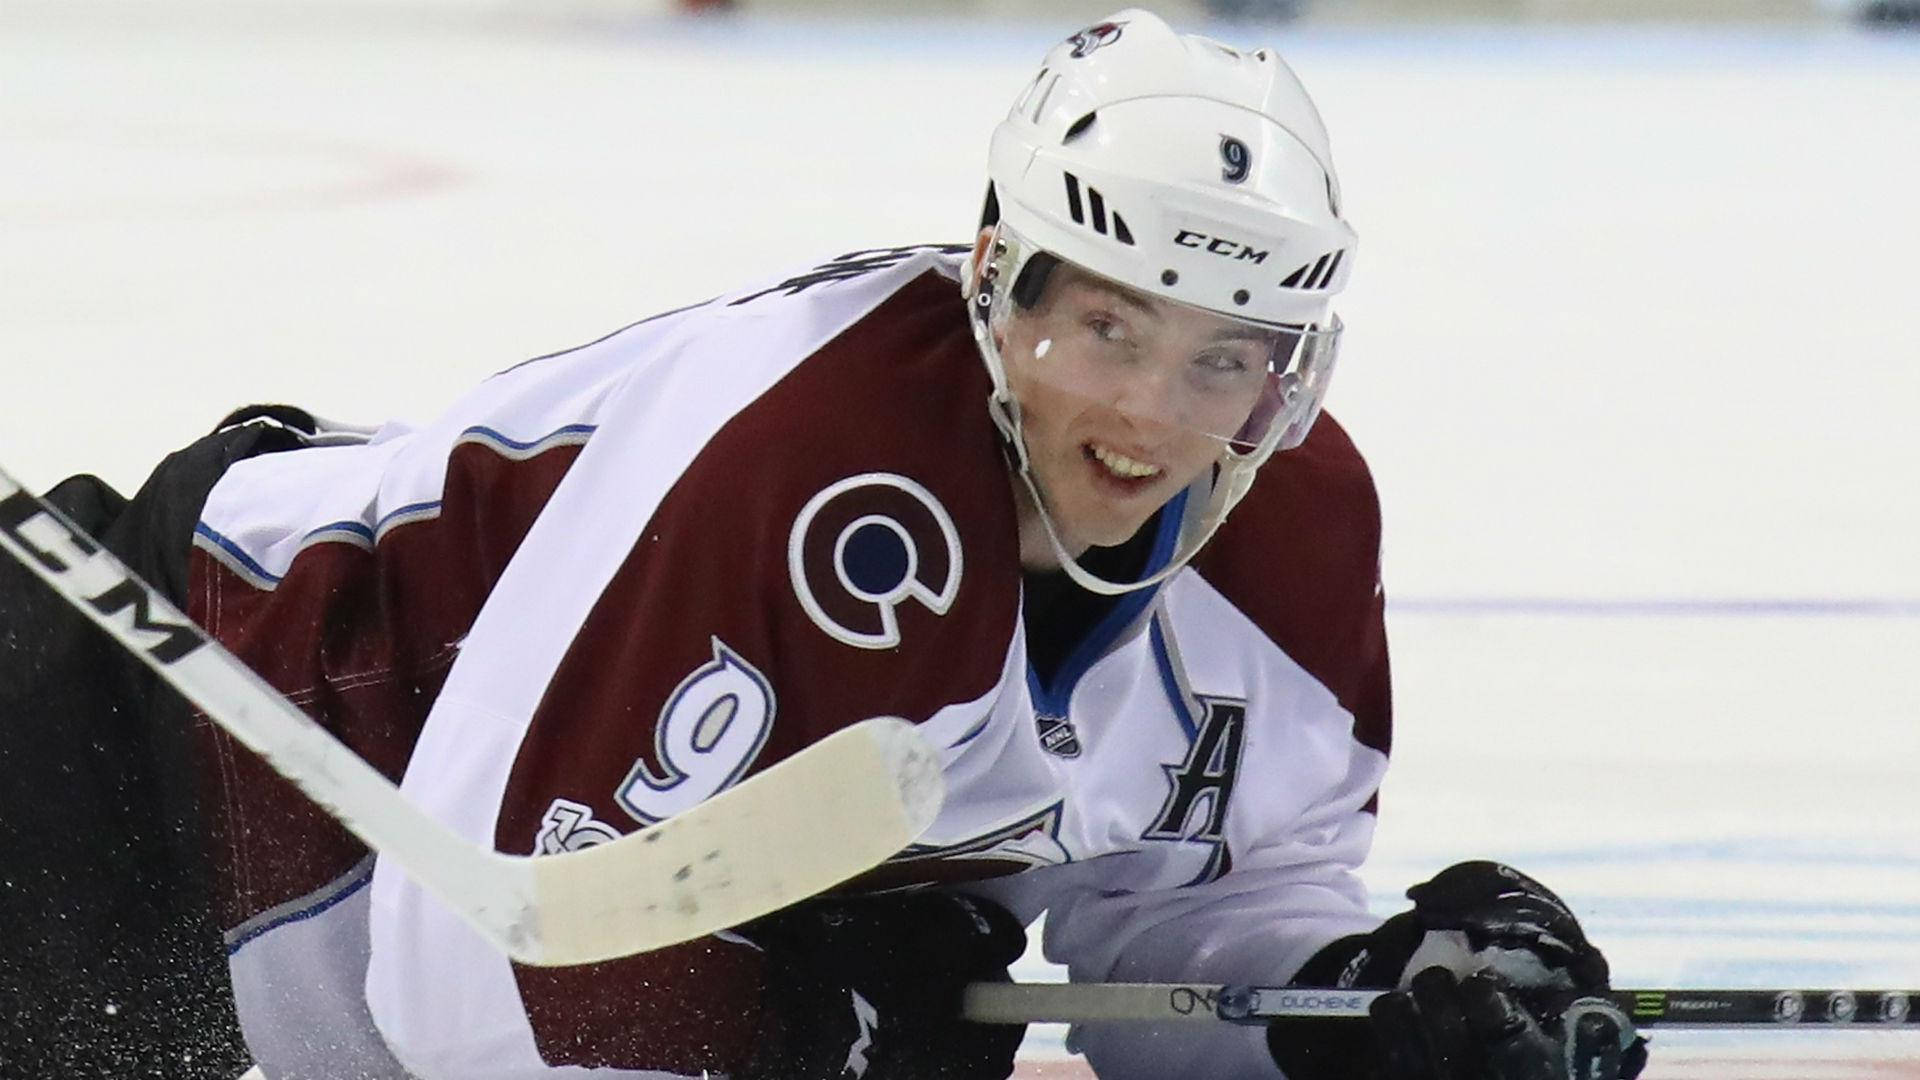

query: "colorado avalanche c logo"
xmin=1067 ymin=21 xmax=1125 ymax=58
xmin=788 ymin=473 xmax=962 ymax=650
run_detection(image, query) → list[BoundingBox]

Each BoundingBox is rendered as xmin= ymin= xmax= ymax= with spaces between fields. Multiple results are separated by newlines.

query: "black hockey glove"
xmin=1266 ymin=861 xmax=1648 ymax=1080
xmin=736 ymin=890 xmax=1028 ymax=1080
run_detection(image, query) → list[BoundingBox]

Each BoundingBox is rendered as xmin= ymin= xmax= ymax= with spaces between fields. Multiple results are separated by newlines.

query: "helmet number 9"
xmin=1219 ymin=135 xmax=1251 ymax=185
xmin=615 ymin=638 xmax=775 ymax=825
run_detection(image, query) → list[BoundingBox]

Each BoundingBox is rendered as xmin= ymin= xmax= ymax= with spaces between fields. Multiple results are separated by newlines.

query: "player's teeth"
xmin=1091 ymin=445 xmax=1161 ymax=479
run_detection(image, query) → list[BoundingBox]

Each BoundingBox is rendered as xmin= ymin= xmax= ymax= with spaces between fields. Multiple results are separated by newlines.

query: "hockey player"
xmin=0 ymin=9 xmax=1645 ymax=1080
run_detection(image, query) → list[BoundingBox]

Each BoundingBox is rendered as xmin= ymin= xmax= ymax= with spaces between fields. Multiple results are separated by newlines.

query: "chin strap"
xmin=1032 ymin=470 xmax=1200 ymax=596
xmin=982 ymin=336 xmax=1261 ymax=597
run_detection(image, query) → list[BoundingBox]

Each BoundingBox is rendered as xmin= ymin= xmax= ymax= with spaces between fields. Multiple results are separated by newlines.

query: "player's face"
xmin=1000 ymin=266 xmax=1274 ymax=555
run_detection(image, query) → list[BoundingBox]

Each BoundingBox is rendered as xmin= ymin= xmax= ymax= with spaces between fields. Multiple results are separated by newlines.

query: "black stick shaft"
xmin=963 ymin=982 xmax=1920 ymax=1028
xmin=1608 ymin=988 xmax=1916 ymax=1028
xmin=1222 ymin=986 xmax=1920 ymax=1027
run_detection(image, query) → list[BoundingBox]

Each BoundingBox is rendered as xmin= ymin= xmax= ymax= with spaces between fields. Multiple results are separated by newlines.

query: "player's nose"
xmin=1103 ymin=355 xmax=1187 ymax=426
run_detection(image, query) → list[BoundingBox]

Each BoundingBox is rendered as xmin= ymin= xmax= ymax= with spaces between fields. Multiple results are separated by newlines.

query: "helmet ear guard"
xmin=966 ymin=185 xmax=1060 ymax=315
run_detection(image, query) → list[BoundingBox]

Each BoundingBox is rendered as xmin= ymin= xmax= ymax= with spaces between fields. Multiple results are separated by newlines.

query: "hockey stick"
xmin=963 ymin=982 xmax=1920 ymax=1029
xmin=0 ymin=465 xmax=943 ymax=967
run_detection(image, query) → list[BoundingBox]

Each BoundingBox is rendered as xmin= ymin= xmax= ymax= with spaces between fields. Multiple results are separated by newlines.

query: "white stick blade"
xmin=522 ymin=716 xmax=943 ymax=966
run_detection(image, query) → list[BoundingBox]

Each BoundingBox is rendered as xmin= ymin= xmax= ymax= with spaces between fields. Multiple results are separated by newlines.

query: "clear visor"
xmin=985 ymin=255 xmax=1342 ymax=457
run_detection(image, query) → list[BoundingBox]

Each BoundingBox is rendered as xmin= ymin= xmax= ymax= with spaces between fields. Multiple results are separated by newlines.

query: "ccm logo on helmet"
xmin=1173 ymin=230 xmax=1269 ymax=265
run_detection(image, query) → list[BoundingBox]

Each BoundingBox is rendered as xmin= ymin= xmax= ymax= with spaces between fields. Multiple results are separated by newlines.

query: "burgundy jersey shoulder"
xmin=497 ymin=263 xmax=1027 ymax=1070
xmin=500 ymin=265 xmax=1023 ymax=826
xmin=1189 ymin=410 xmax=1390 ymax=756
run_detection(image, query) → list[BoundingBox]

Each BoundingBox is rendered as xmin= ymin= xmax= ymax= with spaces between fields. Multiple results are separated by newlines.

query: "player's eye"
xmin=1192 ymin=349 xmax=1251 ymax=374
xmin=1084 ymin=313 xmax=1132 ymax=347
xmin=1184 ymin=345 xmax=1269 ymax=399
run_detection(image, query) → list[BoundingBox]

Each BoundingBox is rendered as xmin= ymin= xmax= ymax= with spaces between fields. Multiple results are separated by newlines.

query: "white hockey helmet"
xmin=965 ymin=9 xmax=1358 ymax=594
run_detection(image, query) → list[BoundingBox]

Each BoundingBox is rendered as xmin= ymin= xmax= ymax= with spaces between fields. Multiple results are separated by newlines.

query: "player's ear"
xmin=965 ymin=226 xmax=996 ymax=297
xmin=964 ymin=226 xmax=1013 ymax=352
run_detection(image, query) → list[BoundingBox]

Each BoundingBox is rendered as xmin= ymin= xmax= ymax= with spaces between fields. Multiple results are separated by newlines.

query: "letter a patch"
xmin=1143 ymin=696 xmax=1247 ymax=845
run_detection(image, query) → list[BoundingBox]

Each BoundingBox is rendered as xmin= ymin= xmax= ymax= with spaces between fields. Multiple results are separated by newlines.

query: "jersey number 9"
xmin=615 ymin=637 xmax=776 ymax=825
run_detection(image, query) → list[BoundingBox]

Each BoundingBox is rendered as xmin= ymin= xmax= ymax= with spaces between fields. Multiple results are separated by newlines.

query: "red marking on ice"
xmin=8 ymin=121 xmax=462 ymax=223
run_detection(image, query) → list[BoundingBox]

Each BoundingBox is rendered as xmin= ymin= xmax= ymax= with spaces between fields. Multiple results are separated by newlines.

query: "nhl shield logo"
xmin=1035 ymin=713 xmax=1082 ymax=758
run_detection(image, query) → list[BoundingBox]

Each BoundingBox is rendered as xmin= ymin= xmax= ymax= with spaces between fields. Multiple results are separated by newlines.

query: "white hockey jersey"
xmin=188 ymin=245 xmax=1391 ymax=1080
